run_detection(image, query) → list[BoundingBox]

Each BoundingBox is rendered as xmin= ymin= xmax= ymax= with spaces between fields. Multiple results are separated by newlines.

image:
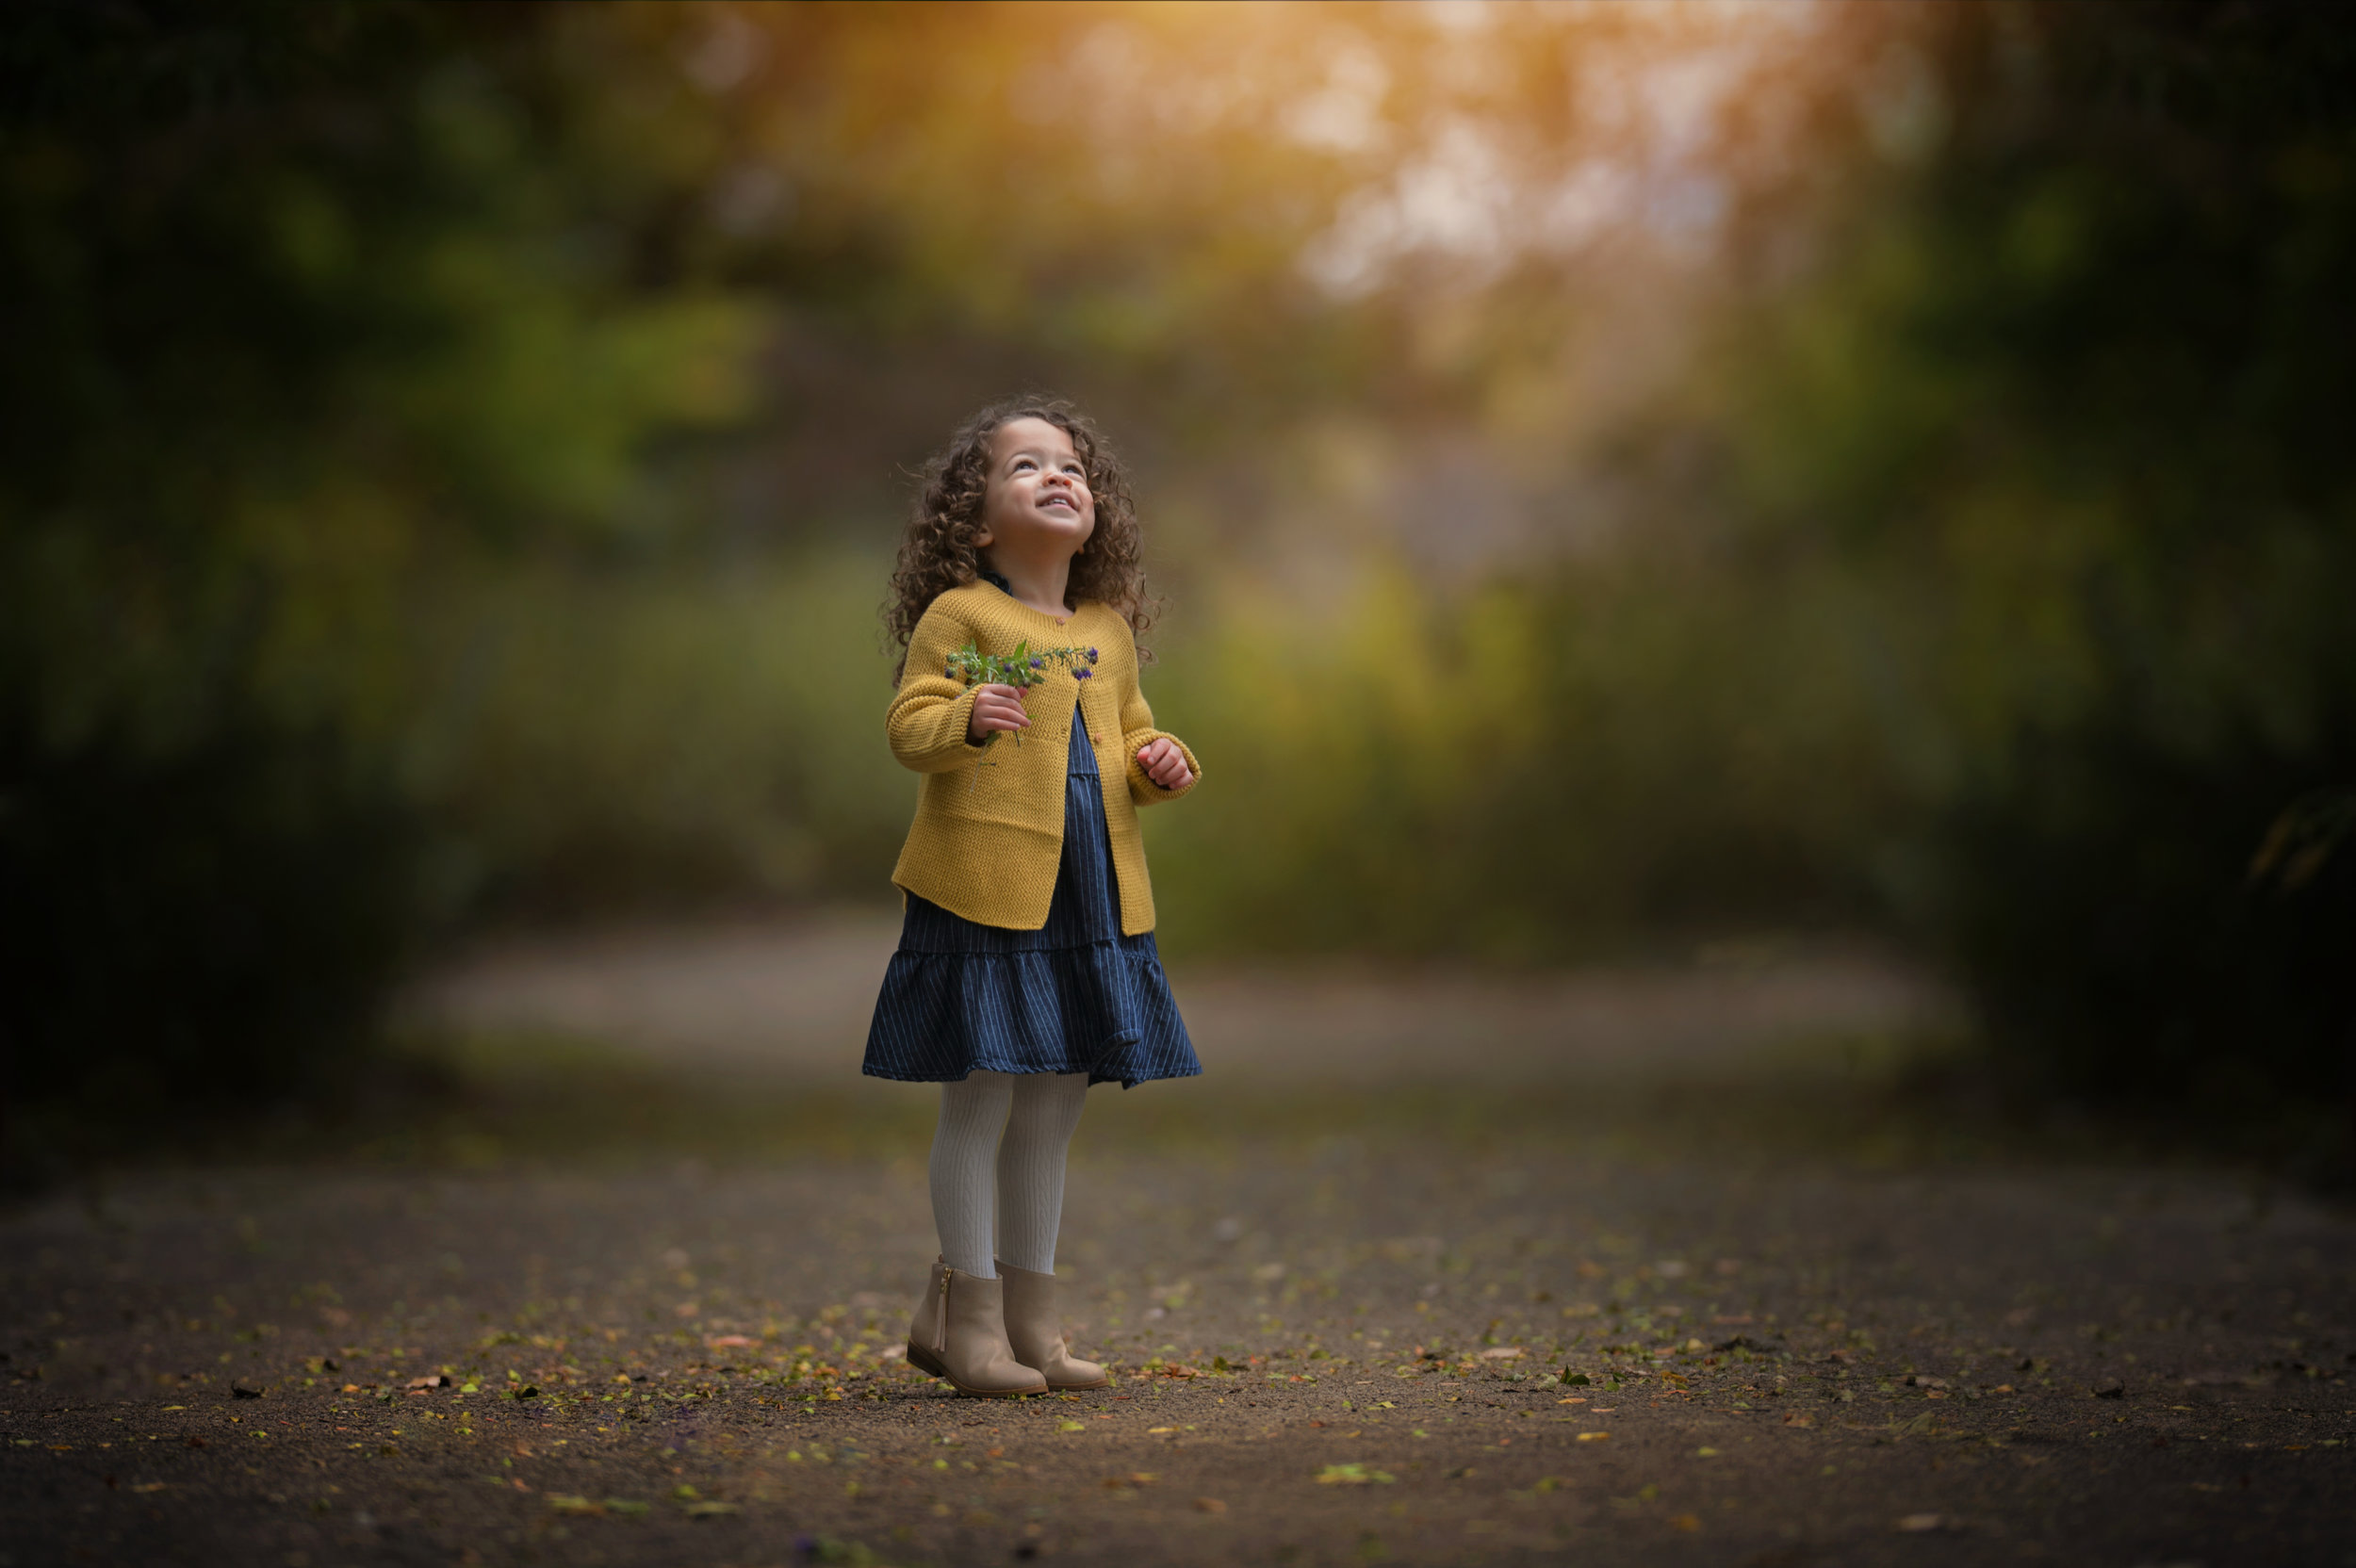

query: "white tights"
xmin=928 ymin=1070 xmax=1088 ymax=1279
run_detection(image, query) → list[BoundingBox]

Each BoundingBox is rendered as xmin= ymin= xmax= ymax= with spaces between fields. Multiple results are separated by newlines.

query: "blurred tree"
xmin=1718 ymin=0 xmax=2356 ymax=1150
xmin=0 ymin=0 xmax=762 ymax=1130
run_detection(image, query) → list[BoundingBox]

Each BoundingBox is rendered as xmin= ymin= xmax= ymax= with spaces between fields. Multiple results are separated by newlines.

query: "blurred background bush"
xmin=3 ymin=1 xmax=2349 ymax=1167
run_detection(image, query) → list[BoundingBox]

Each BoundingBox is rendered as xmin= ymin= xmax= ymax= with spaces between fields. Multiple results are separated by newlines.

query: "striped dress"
xmin=862 ymin=694 xmax=1201 ymax=1090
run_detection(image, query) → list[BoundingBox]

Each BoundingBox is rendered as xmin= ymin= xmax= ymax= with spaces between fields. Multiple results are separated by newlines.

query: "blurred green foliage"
xmin=4 ymin=1 xmax=2350 ymax=1161
xmin=1715 ymin=1 xmax=2356 ymax=1132
xmin=1145 ymin=553 xmax=1905 ymax=960
xmin=1 ymin=1 xmax=771 ymax=1120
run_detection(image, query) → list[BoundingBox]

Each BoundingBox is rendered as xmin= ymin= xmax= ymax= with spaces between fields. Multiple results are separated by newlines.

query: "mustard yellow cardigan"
xmin=887 ymin=582 xmax=1202 ymax=934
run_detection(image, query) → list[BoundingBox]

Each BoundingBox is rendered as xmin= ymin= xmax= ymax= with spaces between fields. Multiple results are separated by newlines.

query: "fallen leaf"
xmin=1317 ymin=1463 xmax=1396 ymax=1485
xmin=1670 ymin=1513 xmax=1701 ymax=1532
xmin=1577 ymin=1431 xmax=1612 ymax=1443
xmin=1195 ymin=1497 xmax=1227 ymax=1514
xmin=231 ymin=1386 xmax=263 ymax=1400
xmin=1898 ymin=1513 xmax=1955 ymax=1533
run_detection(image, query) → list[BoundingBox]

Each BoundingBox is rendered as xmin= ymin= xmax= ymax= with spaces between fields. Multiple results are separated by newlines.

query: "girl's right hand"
xmin=967 ymin=683 xmax=1029 ymax=743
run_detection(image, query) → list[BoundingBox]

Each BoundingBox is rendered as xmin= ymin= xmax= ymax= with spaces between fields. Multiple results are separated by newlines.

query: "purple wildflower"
xmin=1086 ymin=647 xmax=1100 ymax=662
xmin=1075 ymin=667 xmax=1092 ymax=680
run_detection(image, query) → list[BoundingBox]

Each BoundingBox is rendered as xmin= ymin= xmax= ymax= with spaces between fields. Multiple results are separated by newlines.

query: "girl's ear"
xmin=974 ymin=530 xmax=993 ymax=548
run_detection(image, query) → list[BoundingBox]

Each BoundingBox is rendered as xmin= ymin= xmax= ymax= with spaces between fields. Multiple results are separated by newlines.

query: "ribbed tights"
xmin=928 ymin=1070 xmax=1088 ymax=1279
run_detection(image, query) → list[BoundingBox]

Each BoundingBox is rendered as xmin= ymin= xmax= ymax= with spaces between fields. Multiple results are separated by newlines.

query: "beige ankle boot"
xmin=904 ymin=1259 xmax=1047 ymax=1397
xmin=998 ymin=1261 xmax=1108 ymax=1390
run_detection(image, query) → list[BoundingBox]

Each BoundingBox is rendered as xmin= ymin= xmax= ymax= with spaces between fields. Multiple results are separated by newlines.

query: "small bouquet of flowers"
xmin=944 ymin=639 xmax=1099 ymax=759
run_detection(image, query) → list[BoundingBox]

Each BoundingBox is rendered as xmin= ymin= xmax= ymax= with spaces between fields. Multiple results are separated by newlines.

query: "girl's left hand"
xmin=1137 ymin=738 xmax=1193 ymax=790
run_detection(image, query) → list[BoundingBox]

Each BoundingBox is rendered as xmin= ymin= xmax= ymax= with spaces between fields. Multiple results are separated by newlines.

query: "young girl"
xmin=865 ymin=399 xmax=1203 ymax=1398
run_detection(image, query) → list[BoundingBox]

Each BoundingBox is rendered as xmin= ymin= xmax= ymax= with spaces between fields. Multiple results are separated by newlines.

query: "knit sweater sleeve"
xmin=886 ymin=599 xmax=989 ymax=775
xmin=1117 ymin=650 xmax=1201 ymax=808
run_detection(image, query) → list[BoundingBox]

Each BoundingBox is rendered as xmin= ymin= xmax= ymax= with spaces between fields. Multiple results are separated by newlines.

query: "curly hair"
xmin=882 ymin=397 xmax=1158 ymax=683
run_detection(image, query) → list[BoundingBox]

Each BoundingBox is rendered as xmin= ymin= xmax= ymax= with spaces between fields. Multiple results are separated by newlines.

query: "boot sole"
xmin=905 ymin=1342 xmax=1047 ymax=1398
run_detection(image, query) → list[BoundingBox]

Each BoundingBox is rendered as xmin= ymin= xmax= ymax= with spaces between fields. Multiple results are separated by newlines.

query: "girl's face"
xmin=975 ymin=417 xmax=1095 ymax=560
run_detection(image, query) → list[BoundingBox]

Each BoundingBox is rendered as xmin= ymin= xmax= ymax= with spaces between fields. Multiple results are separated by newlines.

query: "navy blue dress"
xmin=862 ymin=696 xmax=1201 ymax=1090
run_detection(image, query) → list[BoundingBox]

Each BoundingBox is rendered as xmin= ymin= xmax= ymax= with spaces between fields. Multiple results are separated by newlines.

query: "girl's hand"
xmin=967 ymin=683 xmax=1029 ymax=743
xmin=1137 ymin=737 xmax=1193 ymax=790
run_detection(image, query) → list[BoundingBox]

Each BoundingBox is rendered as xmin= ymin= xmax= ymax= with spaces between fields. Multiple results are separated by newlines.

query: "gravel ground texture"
xmin=6 ymin=928 xmax=2351 ymax=1566
xmin=7 ymin=1125 xmax=2353 ymax=1568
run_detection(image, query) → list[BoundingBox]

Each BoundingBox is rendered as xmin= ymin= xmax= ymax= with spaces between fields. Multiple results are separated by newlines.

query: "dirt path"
xmin=6 ymin=926 xmax=2352 ymax=1566
xmin=400 ymin=912 xmax=1951 ymax=1085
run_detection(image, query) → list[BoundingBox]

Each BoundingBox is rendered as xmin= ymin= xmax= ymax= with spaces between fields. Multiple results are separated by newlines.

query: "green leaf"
xmin=1316 ymin=1462 xmax=1396 ymax=1485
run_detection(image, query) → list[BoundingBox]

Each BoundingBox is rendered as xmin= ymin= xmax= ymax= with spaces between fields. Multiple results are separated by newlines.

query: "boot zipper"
xmin=933 ymin=1270 xmax=950 ymax=1356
